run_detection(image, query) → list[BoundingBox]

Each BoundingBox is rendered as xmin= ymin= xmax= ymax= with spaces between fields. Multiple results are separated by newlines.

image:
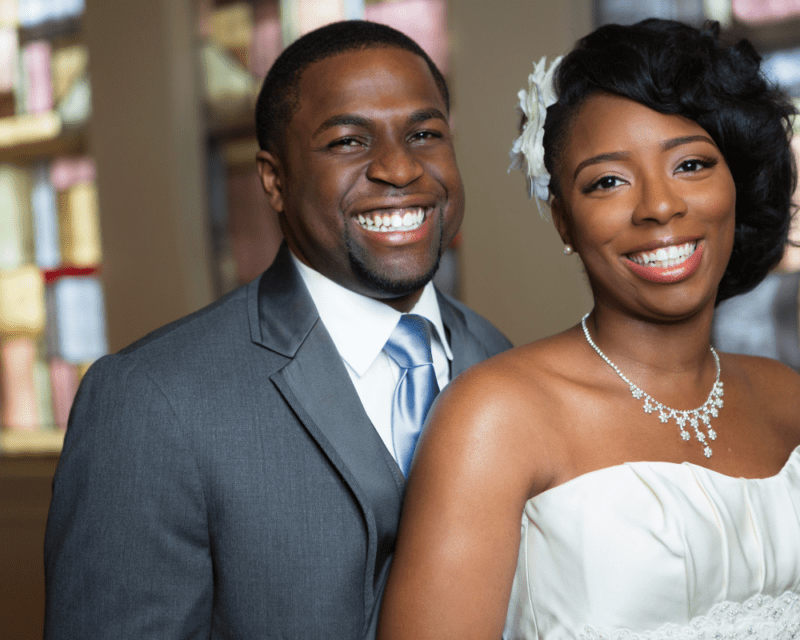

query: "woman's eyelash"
xmin=581 ymin=156 xmax=720 ymax=193
xmin=677 ymin=157 xmax=718 ymax=172
xmin=583 ymin=175 xmax=623 ymax=193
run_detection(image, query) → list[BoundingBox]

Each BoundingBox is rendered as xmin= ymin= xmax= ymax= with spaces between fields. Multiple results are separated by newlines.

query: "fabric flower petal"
xmin=508 ymin=55 xmax=563 ymax=219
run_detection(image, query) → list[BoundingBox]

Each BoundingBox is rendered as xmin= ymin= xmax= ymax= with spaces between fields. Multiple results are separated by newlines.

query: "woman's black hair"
xmin=543 ymin=18 xmax=797 ymax=303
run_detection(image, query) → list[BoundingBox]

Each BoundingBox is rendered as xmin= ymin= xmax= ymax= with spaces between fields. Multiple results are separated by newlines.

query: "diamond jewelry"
xmin=581 ymin=313 xmax=723 ymax=457
xmin=509 ymin=55 xmax=563 ymax=219
xmin=563 ymin=244 xmax=574 ymax=255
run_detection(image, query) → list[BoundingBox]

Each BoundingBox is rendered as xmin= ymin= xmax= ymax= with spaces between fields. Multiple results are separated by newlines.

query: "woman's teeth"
xmin=358 ymin=208 xmax=426 ymax=232
xmin=628 ymin=242 xmax=697 ymax=268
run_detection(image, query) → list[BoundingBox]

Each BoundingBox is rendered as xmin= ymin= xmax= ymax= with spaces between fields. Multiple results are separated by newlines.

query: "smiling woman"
xmin=377 ymin=18 xmax=800 ymax=640
xmin=550 ymin=94 xmax=737 ymax=320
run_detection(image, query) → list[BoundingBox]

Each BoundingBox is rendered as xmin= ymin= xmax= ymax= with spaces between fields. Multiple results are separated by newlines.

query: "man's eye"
xmin=330 ymin=137 xmax=361 ymax=148
xmin=410 ymin=130 xmax=442 ymax=142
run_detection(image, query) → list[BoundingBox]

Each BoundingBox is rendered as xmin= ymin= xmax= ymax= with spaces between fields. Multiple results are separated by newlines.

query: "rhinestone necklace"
xmin=580 ymin=313 xmax=723 ymax=458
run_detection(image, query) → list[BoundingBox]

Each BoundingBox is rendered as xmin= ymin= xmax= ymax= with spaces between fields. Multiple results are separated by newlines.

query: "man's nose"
xmin=365 ymin=139 xmax=424 ymax=187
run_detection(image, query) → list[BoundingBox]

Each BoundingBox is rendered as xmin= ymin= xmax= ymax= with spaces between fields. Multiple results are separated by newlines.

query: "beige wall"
xmin=450 ymin=0 xmax=594 ymax=346
xmin=85 ymin=0 xmax=214 ymax=353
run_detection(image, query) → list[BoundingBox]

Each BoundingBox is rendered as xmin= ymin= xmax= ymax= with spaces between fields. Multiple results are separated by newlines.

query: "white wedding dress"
xmin=502 ymin=446 xmax=800 ymax=640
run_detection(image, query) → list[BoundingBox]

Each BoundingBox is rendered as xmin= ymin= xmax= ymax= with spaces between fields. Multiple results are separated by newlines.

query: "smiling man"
xmin=44 ymin=20 xmax=511 ymax=640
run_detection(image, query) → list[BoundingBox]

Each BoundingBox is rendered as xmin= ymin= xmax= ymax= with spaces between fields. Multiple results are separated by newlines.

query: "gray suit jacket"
xmin=44 ymin=244 xmax=512 ymax=639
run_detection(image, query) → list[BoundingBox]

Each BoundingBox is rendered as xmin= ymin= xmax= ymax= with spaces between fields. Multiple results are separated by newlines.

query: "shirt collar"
xmin=291 ymin=253 xmax=453 ymax=376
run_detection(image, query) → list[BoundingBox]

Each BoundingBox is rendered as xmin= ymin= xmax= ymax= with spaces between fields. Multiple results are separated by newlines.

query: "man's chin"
xmin=349 ymin=255 xmax=441 ymax=299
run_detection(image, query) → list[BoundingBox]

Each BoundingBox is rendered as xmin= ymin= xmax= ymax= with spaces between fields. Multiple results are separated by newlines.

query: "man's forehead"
xmin=301 ymin=45 xmax=430 ymax=85
xmin=310 ymin=52 xmax=437 ymax=110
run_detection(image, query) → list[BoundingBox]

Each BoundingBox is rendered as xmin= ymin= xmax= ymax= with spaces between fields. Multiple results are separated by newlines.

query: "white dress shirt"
xmin=291 ymin=253 xmax=453 ymax=464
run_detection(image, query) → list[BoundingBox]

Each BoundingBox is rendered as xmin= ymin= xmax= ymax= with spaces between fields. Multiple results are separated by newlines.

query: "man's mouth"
xmin=357 ymin=207 xmax=428 ymax=233
xmin=626 ymin=241 xmax=697 ymax=269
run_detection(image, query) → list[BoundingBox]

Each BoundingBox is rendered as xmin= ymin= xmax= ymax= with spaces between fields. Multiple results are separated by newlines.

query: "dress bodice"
xmin=502 ymin=447 xmax=800 ymax=640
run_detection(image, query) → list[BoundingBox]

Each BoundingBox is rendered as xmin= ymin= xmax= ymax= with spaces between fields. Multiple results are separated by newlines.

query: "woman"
xmin=378 ymin=19 xmax=800 ymax=640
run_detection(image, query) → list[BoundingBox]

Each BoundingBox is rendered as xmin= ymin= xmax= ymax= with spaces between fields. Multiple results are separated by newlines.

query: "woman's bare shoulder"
xmin=415 ymin=329 xmax=586 ymax=493
xmin=440 ymin=330 xmax=581 ymax=422
xmin=722 ymin=351 xmax=800 ymax=442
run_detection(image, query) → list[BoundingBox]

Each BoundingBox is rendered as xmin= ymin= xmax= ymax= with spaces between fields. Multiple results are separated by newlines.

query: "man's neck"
xmin=380 ymin=288 xmax=426 ymax=313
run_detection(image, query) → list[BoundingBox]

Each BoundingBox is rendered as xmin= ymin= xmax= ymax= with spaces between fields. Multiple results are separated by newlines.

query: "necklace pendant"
xmin=581 ymin=314 xmax=722 ymax=459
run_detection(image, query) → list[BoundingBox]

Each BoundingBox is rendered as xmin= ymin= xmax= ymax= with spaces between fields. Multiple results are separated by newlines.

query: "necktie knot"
xmin=384 ymin=314 xmax=440 ymax=476
xmin=384 ymin=314 xmax=434 ymax=369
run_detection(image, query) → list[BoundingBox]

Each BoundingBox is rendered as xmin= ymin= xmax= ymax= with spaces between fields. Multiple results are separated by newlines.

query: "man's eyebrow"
xmin=313 ymin=108 xmax=448 ymax=138
xmin=314 ymin=114 xmax=373 ymax=137
xmin=408 ymin=108 xmax=448 ymax=125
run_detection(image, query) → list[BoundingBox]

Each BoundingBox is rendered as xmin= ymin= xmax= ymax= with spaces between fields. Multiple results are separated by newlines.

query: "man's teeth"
xmin=357 ymin=208 xmax=426 ymax=232
xmin=628 ymin=242 xmax=697 ymax=268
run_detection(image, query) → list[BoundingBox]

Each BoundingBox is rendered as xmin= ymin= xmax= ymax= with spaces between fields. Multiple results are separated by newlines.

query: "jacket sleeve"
xmin=44 ymin=355 xmax=212 ymax=639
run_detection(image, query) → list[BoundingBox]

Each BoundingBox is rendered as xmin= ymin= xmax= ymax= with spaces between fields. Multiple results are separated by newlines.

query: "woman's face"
xmin=552 ymin=93 xmax=736 ymax=321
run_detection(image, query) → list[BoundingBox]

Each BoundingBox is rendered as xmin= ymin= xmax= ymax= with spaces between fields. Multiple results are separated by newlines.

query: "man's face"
xmin=258 ymin=46 xmax=464 ymax=311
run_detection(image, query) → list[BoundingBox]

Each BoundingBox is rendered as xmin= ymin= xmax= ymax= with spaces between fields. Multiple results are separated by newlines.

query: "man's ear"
xmin=257 ymin=150 xmax=285 ymax=213
xmin=550 ymin=197 xmax=573 ymax=248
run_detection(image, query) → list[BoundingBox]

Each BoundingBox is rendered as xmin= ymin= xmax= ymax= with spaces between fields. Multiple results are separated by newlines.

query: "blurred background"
xmin=1 ymin=0 xmax=799 ymax=637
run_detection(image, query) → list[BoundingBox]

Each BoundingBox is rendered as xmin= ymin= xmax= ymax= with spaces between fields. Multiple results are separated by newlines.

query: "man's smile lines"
xmin=627 ymin=241 xmax=697 ymax=269
xmin=357 ymin=207 xmax=427 ymax=232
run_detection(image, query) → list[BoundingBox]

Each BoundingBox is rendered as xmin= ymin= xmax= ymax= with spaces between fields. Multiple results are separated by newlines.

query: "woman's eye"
xmin=676 ymin=157 xmax=717 ymax=173
xmin=585 ymin=175 xmax=623 ymax=192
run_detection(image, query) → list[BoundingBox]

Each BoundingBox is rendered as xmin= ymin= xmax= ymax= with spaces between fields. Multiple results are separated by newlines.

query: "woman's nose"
xmin=631 ymin=174 xmax=688 ymax=225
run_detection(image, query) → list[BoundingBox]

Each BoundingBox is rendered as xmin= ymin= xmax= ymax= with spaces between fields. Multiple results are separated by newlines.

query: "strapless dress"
xmin=502 ymin=447 xmax=800 ymax=640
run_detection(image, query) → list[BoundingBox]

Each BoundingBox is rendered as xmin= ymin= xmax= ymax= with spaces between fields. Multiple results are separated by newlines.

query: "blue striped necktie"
xmin=383 ymin=314 xmax=440 ymax=476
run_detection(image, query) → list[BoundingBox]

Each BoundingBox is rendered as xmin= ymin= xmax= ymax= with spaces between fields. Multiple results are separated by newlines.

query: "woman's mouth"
xmin=357 ymin=207 xmax=427 ymax=233
xmin=624 ymin=241 xmax=704 ymax=284
xmin=626 ymin=241 xmax=697 ymax=269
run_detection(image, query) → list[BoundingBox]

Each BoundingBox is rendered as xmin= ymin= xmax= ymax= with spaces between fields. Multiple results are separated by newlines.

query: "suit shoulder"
xmin=119 ymin=284 xmax=250 ymax=357
xmin=439 ymin=291 xmax=512 ymax=354
xmin=94 ymin=280 xmax=283 ymax=392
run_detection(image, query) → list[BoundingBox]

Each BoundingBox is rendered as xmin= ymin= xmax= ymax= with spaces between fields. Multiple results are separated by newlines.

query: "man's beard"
xmin=345 ymin=221 xmax=443 ymax=298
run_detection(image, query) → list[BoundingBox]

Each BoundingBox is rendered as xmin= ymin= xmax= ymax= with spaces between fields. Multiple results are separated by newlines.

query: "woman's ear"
xmin=550 ymin=198 xmax=573 ymax=248
xmin=256 ymin=150 xmax=285 ymax=213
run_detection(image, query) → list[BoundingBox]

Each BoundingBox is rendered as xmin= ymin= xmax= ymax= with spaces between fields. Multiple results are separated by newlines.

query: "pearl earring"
xmin=563 ymin=244 xmax=574 ymax=255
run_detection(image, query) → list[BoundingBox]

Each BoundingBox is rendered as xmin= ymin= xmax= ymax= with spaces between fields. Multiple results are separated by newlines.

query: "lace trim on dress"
xmin=579 ymin=592 xmax=800 ymax=640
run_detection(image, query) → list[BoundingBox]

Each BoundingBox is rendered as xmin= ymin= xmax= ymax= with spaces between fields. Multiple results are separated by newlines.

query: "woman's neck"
xmin=585 ymin=303 xmax=717 ymax=387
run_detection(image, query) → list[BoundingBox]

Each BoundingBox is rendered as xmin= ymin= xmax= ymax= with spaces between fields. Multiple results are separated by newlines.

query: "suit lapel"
xmin=437 ymin=289 xmax=484 ymax=378
xmin=249 ymin=245 xmax=404 ymax=603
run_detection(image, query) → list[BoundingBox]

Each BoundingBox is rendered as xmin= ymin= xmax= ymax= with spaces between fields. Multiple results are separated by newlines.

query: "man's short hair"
xmin=255 ymin=20 xmax=450 ymax=157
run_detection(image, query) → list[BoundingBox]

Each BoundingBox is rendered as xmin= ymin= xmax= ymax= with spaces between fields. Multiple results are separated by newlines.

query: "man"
xmin=44 ymin=20 xmax=511 ymax=639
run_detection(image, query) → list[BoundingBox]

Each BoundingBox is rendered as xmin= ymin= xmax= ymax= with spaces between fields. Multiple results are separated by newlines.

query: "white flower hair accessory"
xmin=509 ymin=55 xmax=563 ymax=218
